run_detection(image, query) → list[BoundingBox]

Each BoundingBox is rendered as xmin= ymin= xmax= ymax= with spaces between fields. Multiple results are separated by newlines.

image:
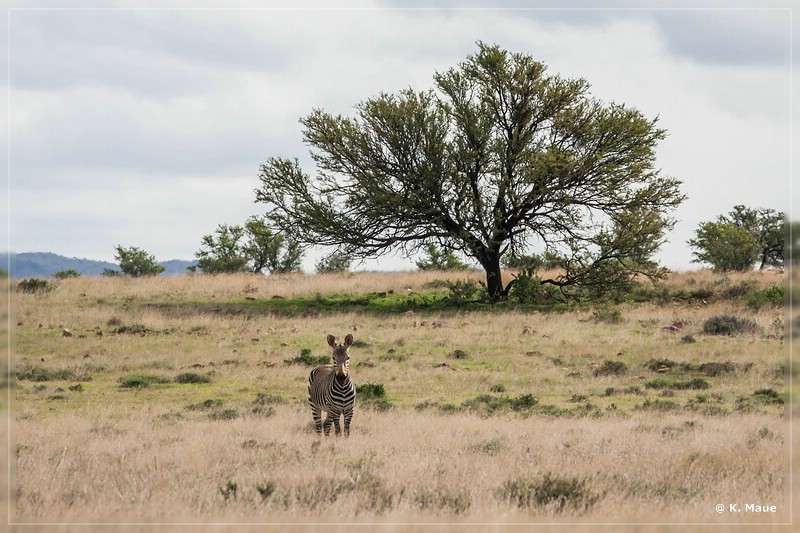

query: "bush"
xmin=356 ymin=382 xmax=391 ymax=410
xmin=16 ymin=278 xmax=52 ymax=293
xmin=118 ymin=374 xmax=170 ymax=388
xmin=284 ymin=349 xmax=330 ymax=366
xmin=592 ymin=306 xmax=623 ymax=324
xmin=702 ymin=315 xmax=761 ymax=336
xmin=53 ymin=269 xmax=80 ymax=279
xmin=593 ymin=360 xmax=628 ymax=376
xmin=445 ymin=279 xmax=485 ymax=304
xmin=496 ymin=473 xmax=599 ymax=513
xmin=745 ymin=285 xmax=785 ymax=310
xmin=16 ymin=366 xmax=76 ymax=382
xmin=175 ymin=372 xmax=211 ymax=384
xmin=645 ymin=377 xmax=710 ymax=390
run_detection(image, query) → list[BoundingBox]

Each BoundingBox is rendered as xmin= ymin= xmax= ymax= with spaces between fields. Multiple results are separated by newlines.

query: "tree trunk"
xmin=481 ymin=253 xmax=505 ymax=301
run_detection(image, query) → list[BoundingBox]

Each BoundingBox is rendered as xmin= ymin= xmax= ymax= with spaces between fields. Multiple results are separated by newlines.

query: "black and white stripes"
xmin=308 ymin=334 xmax=357 ymax=436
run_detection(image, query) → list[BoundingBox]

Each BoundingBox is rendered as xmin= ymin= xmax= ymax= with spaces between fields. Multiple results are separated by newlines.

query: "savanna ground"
xmin=4 ymin=269 xmax=797 ymax=531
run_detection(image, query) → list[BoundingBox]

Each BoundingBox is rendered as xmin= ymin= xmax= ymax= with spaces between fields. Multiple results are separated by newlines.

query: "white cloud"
xmin=6 ymin=5 xmax=794 ymax=272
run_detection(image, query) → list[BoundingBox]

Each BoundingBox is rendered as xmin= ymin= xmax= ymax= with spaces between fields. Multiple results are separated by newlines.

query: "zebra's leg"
xmin=322 ymin=413 xmax=334 ymax=436
xmin=311 ymin=404 xmax=323 ymax=434
xmin=343 ymin=408 xmax=353 ymax=437
xmin=333 ymin=414 xmax=341 ymax=436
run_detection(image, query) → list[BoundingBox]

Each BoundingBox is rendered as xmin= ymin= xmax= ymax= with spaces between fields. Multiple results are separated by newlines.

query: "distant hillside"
xmin=0 ymin=252 xmax=197 ymax=278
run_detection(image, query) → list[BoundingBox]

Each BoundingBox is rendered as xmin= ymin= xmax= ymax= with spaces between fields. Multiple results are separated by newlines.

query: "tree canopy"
xmin=256 ymin=43 xmax=684 ymax=299
xmin=688 ymin=205 xmax=785 ymax=271
xmin=194 ymin=216 xmax=303 ymax=275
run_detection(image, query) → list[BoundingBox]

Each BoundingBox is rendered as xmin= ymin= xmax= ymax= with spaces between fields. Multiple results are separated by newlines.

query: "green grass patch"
xmin=16 ymin=366 xmax=77 ymax=382
xmin=645 ymin=377 xmax=711 ymax=390
xmin=175 ymin=372 xmax=211 ymax=384
xmin=118 ymin=374 xmax=171 ymax=388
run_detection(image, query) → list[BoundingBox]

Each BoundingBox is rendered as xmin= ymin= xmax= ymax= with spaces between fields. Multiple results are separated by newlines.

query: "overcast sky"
xmin=2 ymin=1 xmax=796 ymax=272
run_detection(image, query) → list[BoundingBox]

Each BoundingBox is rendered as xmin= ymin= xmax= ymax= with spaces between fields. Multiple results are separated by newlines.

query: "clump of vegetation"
xmin=113 ymin=323 xmax=152 ymax=335
xmin=460 ymin=393 xmax=539 ymax=416
xmin=356 ymin=382 xmax=391 ymax=410
xmin=495 ymin=473 xmax=599 ymax=513
xmin=593 ymin=360 xmax=628 ymax=376
xmin=414 ymin=488 xmax=472 ymax=515
xmin=209 ymin=409 xmax=239 ymax=421
xmin=118 ymin=374 xmax=170 ymax=388
xmin=645 ymin=377 xmax=710 ymax=390
xmin=53 ymin=269 xmax=80 ymax=279
xmin=284 ymin=348 xmax=330 ymax=366
xmin=449 ymin=349 xmax=469 ymax=360
xmin=17 ymin=278 xmax=52 ymax=293
xmin=645 ymin=358 xmax=677 ymax=371
xmin=752 ymin=388 xmax=784 ymax=404
xmin=635 ymin=398 xmax=681 ymax=412
xmin=745 ymin=285 xmax=785 ymax=310
xmin=16 ymin=366 xmax=76 ymax=382
xmin=186 ymin=399 xmax=223 ymax=411
xmin=702 ymin=314 xmax=761 ymax=336
xmin=175 ymin=372 xmax=211 ymax=384
xmin=592 ymin=306 xmax=623 ymax=324
xmin=445 ymin=279 xmax=485 ymax=305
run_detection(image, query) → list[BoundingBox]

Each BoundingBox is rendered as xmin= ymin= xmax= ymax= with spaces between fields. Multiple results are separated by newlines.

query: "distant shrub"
xmin=645 ymin=377 xmax=710 ymax=390
xmin=357 ymin=382 xmax=391 ymax=410
xmin=645 ymin=358 xmax=677 ymax=372
xmin=496 ymin=473 xmax=599 ymax=513
xmin=17 ymin=366 xmax=75 ymax=382
xmin=445 ymin=279 xmax=485 ymax=304
xmin=702 ymin=314 xmax=761 ymax=336
xmin=449 ymin=349 xmax=469 ymax=359
xmin=752 ymin=388 xmax=784 ymax=404
xmin=593 ymin=360 xmax=628 ymax=376
xmin=53 ymin=269 xmax=80 ymax=279
xmin=17 ymin=278 xmax=52 ymax=293
xmin=284 ymin=349 xmax=330 ymax=366
xmin=175 ymin=372 xmax=211 ymax=384
xmin=745 ymin=286 xmax=785 ymax=310
xmin=592 ymin=306 xmax=623 ymax=324
xmin=209 ymin=409 xmax=239 ymax=421
xmin=118 ymin=374 xmax=170 ymax=388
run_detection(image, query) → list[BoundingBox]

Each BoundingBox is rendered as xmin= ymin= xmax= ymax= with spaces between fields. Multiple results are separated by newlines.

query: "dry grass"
xmin=7 ymin=269 xmax=796 ymax=529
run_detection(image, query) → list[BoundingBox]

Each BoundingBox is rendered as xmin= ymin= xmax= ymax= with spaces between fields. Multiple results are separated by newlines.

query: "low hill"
xmin=0 ymin=252 xmax=196 ymax=278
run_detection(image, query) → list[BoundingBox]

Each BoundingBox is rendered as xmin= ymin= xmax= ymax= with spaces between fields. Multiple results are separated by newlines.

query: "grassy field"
xmin=6 ymin=269 xmax=796 ymax=530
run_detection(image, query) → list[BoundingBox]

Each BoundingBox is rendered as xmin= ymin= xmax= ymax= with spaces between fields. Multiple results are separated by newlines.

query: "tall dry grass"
xmin=8 ymin=269 xmax=795 ymax=529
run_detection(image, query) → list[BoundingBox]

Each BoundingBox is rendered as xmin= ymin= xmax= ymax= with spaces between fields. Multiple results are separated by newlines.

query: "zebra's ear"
xmin=327 ymin=334 xmax=336 ymax=347
xmin=344 ymin=334 xmax=354 ymax=347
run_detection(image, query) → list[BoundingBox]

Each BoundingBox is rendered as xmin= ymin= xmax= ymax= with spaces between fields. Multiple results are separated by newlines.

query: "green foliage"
xmin=175 ymin=372 xmax=211 ymax=384
xmin=689 ymin=206 xmax=785 ymax=271
xmin=702 ymin=315 xmax=761 ymax=336
xmin=52 ymin=269 xmax=80 ymax=279
xmin=415 ymin=244 xmax=470 ymax=271
xmin=16 ymin=278 xmax=52 ymax=293
xmin=16 ymin=366 xmax=76 ymax=381
xmin=118 ymin=374 xmax=170 ymax=388
xmin=496 ymin=473 xmax=599 ymax=513
xmin=114 ymin=246 xmax=165 ymax=277
xmin=507 ymin=268 xmax=545 ymax=304
xmin=645 ymin=377 xmax=710 ymax=390
xmin=194 ymin=215 xmax=304 ymax=275
xmin=356 ymin=382 xmax=385 ymax=400
xmin=283 ymin=349 xmax=330 ymax=366
xmin=256 ymin=42 xmax=684 ymax=301
xmin=593 ymin=360 xmax=628 ymax=376
xmin=744 ymin=285 xmax=785 ymax=310
xmin=445 ymin=279 xmax=485 ymax=304
xmin=592 ymin=306 xmax=623 ymax=324
xmin=315 ymin=251 xmax=352 ymax=273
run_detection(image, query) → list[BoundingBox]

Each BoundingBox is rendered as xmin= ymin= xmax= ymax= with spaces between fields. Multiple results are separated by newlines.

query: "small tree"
xmin=415 ymin=244 xmax=471 ymax=271
xmin=53 ymin=269 xmax=80 ymax=279
xmin=195 ymin=216 xmax=304 ymax=275
xmin=195 ymin=224 xmax=250 ymax=274
xmin=689 ymin=206 xmax=785 ymax=271
xmin=114 ymin=246 xmax=165 ymax=277
xmin=315 ymin=251 xmax=352 ymax=274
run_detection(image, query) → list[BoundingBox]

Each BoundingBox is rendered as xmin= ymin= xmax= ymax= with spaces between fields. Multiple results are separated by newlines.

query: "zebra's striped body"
xmin=308 ymin=334 xmax=356 ymax=436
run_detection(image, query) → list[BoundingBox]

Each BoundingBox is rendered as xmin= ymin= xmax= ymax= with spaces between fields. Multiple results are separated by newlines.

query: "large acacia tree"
xmin=256 ymin=43 xmax=685 ymax=300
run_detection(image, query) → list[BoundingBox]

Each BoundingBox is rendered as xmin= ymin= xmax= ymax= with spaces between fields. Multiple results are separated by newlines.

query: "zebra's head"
xmin=327 ymin=333 xmax=354 ymax=378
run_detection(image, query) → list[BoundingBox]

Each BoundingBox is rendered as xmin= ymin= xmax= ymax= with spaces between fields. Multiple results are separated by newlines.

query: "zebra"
xmin=307 ymin=333 xmax=356 ymax=436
